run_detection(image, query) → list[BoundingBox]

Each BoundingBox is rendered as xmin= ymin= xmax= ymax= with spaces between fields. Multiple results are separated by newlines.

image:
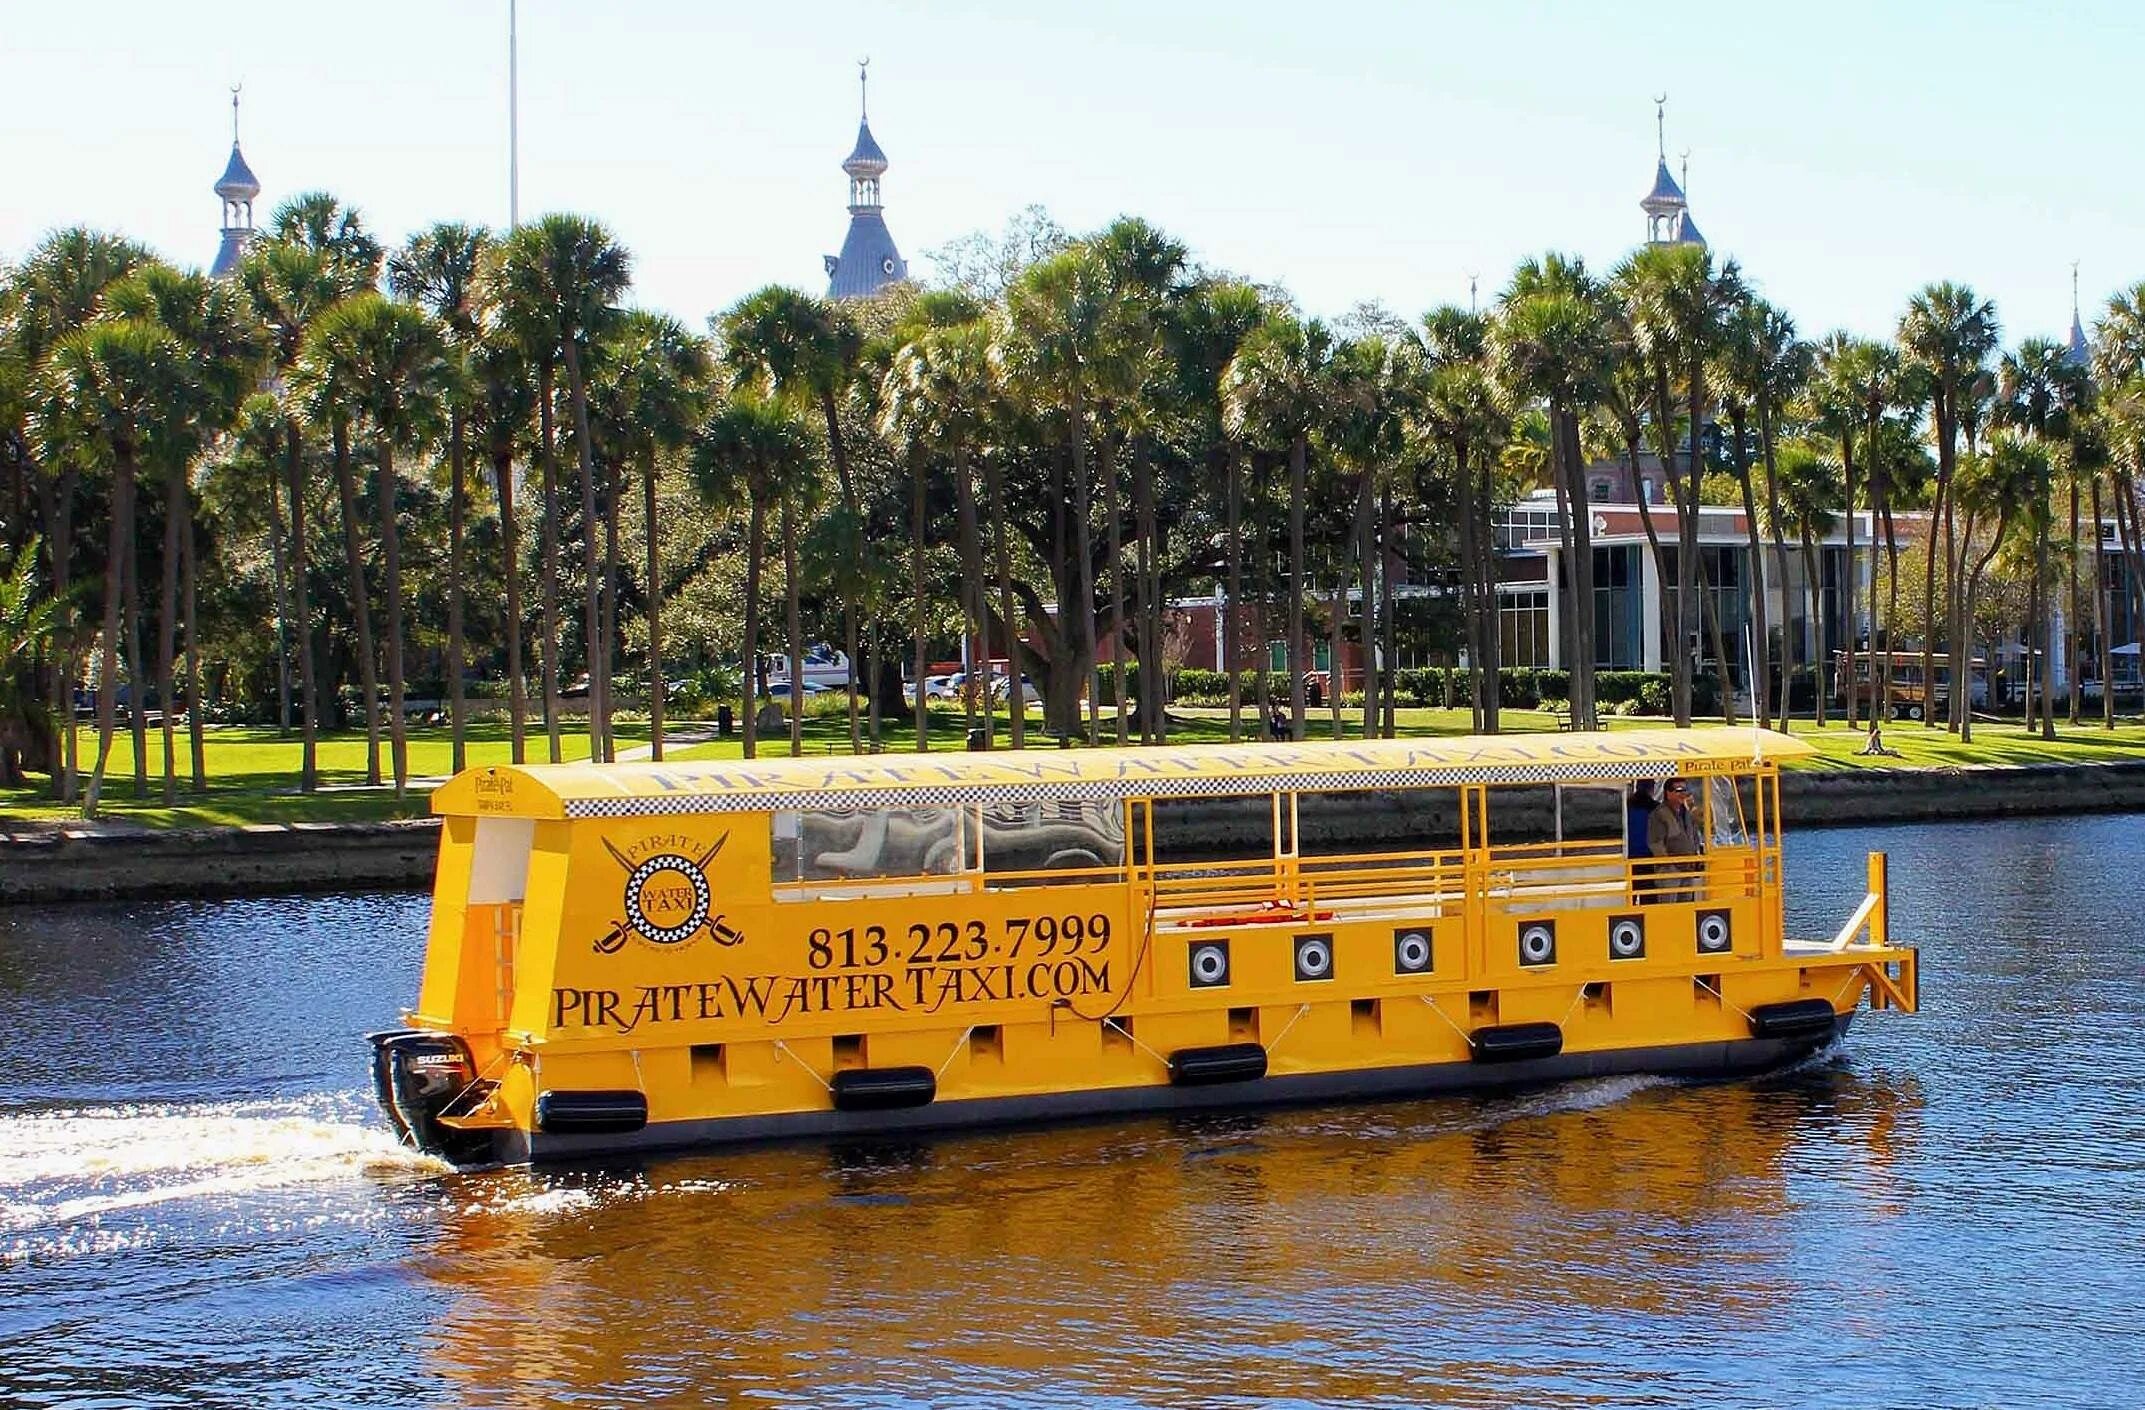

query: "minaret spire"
xmin=211 ymin=85 xmax=262 ymax=278
xmin=1655 ymin=94 xmax=1666 ymax=162
xmin=2068 ymin=260 xmax=2090 ymax=367
xmin=824 ymin=63 xmax=907 ymax=298
xmin=1640 ymin=97 xmax=1691 ymax=246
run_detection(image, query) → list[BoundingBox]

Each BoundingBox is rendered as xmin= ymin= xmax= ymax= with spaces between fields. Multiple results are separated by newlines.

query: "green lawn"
xmin=6 ymin=707 xmax=2143 ymax=831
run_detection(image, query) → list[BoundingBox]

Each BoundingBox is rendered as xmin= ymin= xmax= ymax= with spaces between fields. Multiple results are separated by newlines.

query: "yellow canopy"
xmin=432 ymin=727 xmax=1814 ymax=820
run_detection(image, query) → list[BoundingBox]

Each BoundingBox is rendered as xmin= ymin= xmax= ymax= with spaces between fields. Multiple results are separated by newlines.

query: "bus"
xmin=1835 ymin=650 xmax=1989 ymax=720
xmin=372 ymin=727 xmax=1918 ymax=1164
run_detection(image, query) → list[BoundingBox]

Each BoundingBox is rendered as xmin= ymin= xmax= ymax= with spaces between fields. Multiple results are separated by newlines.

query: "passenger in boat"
xmin=1647 ymin=777 xmax=1704 ymax=903
xmin=1626 ymin=779 xmax=1658 ymax=900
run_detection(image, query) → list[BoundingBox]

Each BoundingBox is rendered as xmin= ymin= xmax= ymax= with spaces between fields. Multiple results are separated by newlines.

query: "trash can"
xmin=717 ymin=703 xmax=734 ymax=737
xmin=966 ymin=727 xmax=987 ymax=751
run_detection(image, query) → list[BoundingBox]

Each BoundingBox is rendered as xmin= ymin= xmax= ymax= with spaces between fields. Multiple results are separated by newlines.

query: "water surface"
xmin=3 ymin=817 xmax=2141 ymax=1407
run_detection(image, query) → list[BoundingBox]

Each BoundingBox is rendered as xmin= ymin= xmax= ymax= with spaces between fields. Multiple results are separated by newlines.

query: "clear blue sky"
xmin=7 ymin=1 xmax=2139 ymax=345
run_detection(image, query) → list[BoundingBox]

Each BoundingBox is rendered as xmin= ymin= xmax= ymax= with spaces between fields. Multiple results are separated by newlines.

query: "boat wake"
xmin=0 ymin=1093 xmax=444 ymax=1258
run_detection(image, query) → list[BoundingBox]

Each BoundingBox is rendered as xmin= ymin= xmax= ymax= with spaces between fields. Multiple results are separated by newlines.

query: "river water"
xmin=2 ymin=816 xmax=2140 ymax=1408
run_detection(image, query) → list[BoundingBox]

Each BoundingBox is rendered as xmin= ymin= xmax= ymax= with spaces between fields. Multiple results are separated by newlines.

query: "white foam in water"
xmin=0 ymin=1096 xmax=445 ymax=1241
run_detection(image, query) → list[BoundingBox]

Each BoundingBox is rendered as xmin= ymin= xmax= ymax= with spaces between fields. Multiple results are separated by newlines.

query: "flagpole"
xmin=509 ymin=0 xmax=520 ymax=227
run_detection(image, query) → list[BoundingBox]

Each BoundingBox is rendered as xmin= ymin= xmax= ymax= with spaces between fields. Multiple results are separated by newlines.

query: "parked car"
xmin=989 ymin=673 xmax=1041 ymax=707
xmin=765 ymin=680 xmax=832 ymax=699
xmin=923 ymin=673 xmax=961 ymax=700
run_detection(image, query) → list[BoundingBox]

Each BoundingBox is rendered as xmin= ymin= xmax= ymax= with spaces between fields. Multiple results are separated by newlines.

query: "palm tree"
xmin=1955 ymin=434 xmax=2046 ymax=743
xmin=104 ymin=265 xmax=267 ymax=798
xmin=720 ymin=287 xmax=868 ymax=750
xmin=1494 ymin=255 xmax=1615 ymax=727
xmin=1721 ymin=299 xmax=1807 ymax=729
xmin=31 ymin=317 xmax=190 ymax=814
xmin=1899 ymin=283 xmax=1999 ymax=731
xmin=999 ymin=248 xmax=1124 ymax=742
xmin=1615 ymin=243 xmax=1747 ymax=725
xmin=1167 ymin=278 xmax=1268 ymax=740
xmin=292 ymin=316 xmax=384 ymax=785
xmin=1416 ymin=308 xmax=1510 ymax=731
xmin=1769 ymin=443 xmax=1842 ymax=727
xmin=1994 ymin=337 xmax=2085 ymax=738
xmin=4 ymin=229 xmax=151 ymax=801
xmin=690 ymin=391 xmax=814 ymax=759
xmin=389 ymin=223 xmax=490 ymax=773
xmin=0 ymin=537 xmax=58 ymax=788
xmin=239 ymin=237 xmax=359 ymax=792
xmin=303 ymin=294 xmax=452 ymax=796
xmin=1222 ymin=314 xmax=1335 ymax=739
xmin=595 ymin=310 xmax=711 ymax=761
xmin=494 ymin=215 xmax=632 ymax=762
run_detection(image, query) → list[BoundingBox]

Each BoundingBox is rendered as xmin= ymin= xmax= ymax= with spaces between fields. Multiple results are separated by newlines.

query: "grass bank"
xmin=6 ymin=709 xmax=2145 ymax=831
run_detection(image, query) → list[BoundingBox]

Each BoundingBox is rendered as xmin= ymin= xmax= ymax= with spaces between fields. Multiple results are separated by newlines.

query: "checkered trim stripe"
xmin=557 ymin=757 xmax=1668 ymax=818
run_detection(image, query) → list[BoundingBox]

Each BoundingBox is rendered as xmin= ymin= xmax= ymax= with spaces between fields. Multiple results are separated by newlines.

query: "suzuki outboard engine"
xmin=367 ymin=1030 xmax=494 ymax=1165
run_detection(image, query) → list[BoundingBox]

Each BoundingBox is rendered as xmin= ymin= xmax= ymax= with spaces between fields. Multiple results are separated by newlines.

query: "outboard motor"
xmin=367 ymin=1030 xmax=494 ymax=1165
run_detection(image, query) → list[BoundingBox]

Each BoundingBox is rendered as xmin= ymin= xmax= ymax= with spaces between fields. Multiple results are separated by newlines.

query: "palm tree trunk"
xmin=158 ymin=468 xmax=181 ymax=805
xmin=1355 ymin=470 xmax=1377 ymax=738
xmin=537 ymin=363 xmax=563 ymax=763
xmin=1327 ymin=571 xmax=1346 ymax=741
xmin=741 ymin=489 xmax=766 ymax=760
xmin=561 ymin=336 xmax=608 ymax=764
xmin=602 ymin=458 xmax=623 ymax=762
xmin=124 ymin=486 xmax=147 ymax=802
xmin=42 ymin=466 xmax=77 ymax=803
xmin=983 ymin=448 xmax=1024 ymax=750
xmin=1455 ymin=448 xmax=1484 ymax=733
xmin=1961 ymin=511 xmax=2006 ymax=746
xmin=1379 ymin=485 xmax=1399 ymax=738
xmin=643 ymin=448 xmax=666 ymax=762
xmin=1103 ymin=433 xmax=1126 ymax=744
xmin=447 ymin=409 xmax=468 ymax=774
xmin=1071 ymin=389 xmax=1099 ymax=744
xmin=953 ymin=442 xmax=987 ymax=748
xmin=2092 ymin=473 xmax=2113 ymax=729
xmin=180 ymin=486 xmax=204 ymax=794
xmin=818 ymin=387 xmax=863 ymax=755
xmin=1132 ymin=443 xmax=1157 ymax=744
xmin=285 ymin=420 xmax=318 ymax=791
xmin=783 ymin=490 xmax=804 ymax=758
xmin=1225 ymin=443 xmax=1243 ymax=742
xmin=264 ymin=461 xmax=293 ymax=735
xmin=2068 ymin=475 xmax=2083 ymax=725
xmin=1561 ymin=409 xmax=1596 ymax=727
xmin=910 ymin=447 xmax=928 ymax=751
xmin=331 ymin=418 xmax=382 ymax=784
xmin=1802 ymin=527 xmax=1827 ymax=729
xmin=84 ymin=456 xmax=132 ymax=816
xmin=1288 ymin=430 xmax=1308 ymax=739
xmin=1880 ymin=498 xmax=1902 ymax=725
xmin=495 ymin=443 xmax=527 ymax=764
xmin=378 ymin=440 xmax=410 ymax=797
xmin=1735 ymin=464 xmax=1771 ymax=729
xmin=1841 ymin=444 xmax=1859 ymax=732
xmin=2037 ymin=512 xmax=2055 ymax=741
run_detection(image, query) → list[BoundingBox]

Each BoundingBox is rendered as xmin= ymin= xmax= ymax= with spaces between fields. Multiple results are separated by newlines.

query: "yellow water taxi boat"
xmin=370 ymin=728 xmax=1918 ymax=1164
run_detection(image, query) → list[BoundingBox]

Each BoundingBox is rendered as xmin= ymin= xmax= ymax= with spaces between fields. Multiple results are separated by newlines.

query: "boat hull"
xmin=481 ymin=1022 xmax=1849 ymax=1166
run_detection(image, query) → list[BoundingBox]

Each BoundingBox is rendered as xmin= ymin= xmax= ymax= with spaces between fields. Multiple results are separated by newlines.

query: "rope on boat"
xmin=1103 ymin=1016 xmax=1174 ymax=1070
xmin=1694 ymin=976 xmax=1756 ymax=1024
xmin=1418 ymin=994 xmax=1477 ymax=1049
xmin=936 ymin=1026 xmax=977 ymax=1078
xmin=1263 ymin=1003 xmax=1312 ymax=1057
xmin=772 ymin=1039 xmax=833 ymax=1090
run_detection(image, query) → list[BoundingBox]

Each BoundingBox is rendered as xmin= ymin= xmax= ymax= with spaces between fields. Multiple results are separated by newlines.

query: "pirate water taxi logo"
xmin=595 ymin=831 xmax=744 ymax=954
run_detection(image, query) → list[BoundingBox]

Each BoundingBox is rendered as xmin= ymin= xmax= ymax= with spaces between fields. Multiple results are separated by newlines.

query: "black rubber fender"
xmin=1470 ymin=1021 xmax=1564 ymax=1064
xmin=831 ymin=1066 xmax=937 ymax=1111
xmin=1167 ymin=1042 xmax=1269 ymax=1086
xmin=535 ymin=1089 xmax=650 ymax=1135
xmin=1749 ymin=998 xmax=1840 ymax=1042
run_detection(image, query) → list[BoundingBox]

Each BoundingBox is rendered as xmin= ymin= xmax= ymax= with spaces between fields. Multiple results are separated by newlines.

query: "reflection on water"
xmin=3 ymin=817 xmax=2143 ymax=1407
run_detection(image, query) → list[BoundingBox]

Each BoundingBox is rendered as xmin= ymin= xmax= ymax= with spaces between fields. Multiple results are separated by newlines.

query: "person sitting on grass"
xmin=1857 ymin=718 xmax=1903 ymax=758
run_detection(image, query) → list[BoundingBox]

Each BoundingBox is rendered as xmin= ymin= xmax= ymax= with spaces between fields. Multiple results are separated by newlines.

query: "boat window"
xmin=1707 ymin=776 xmax=1752 ymax=848
xmin=468 ymin=817 xmax=535 ymax=904
xmin=772 ymin=807 xmax=971 ymax=885
xmin=1487 ymin=784 xmax=1620 ymax=850
xmin=980 ymin=799 xmax=1125 ymax=879
xmin=1297 ymin=789 xmax=1462 ymax=857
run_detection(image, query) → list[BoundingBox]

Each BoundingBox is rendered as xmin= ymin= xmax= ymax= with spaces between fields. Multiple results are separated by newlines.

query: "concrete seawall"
xmin=7 ymin=760 xmax=2145 ymax=903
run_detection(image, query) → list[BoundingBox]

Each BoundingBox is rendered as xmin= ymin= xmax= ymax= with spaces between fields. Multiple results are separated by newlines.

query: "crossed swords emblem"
xmin=594 ymin=833 xmax=744 ymax=954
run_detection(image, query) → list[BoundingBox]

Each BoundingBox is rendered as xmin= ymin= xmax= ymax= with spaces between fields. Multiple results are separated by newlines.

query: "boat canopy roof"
xmin=432 ymin=728 xmax=1814 ymax=821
